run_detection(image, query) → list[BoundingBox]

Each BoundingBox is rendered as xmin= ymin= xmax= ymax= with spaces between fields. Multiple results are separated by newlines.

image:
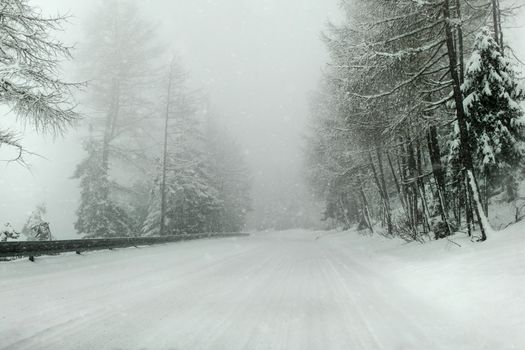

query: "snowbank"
xmin=331 ymin=222 xmax=525 ymax=349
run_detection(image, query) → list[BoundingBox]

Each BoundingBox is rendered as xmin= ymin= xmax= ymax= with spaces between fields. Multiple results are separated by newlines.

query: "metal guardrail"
xmin=0 ymin=233 xmax=249 ymax=261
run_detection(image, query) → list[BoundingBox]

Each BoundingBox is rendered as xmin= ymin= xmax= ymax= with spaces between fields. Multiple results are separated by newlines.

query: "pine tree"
xmin=74 ymin=0 xmax=160 ymax=237
xmin=74 ymin=139 xmax=134 ymax=238
xmin=78 ymin=0 xmax=160 ymax=171
xmin=143 ymin=156 xmax=222 ymax=236
xmin=1 ymin=223 xmax=20 ymax=242
xmin=142 ymin=63 xmax=222 ymax=236
xmin=21 ymin=204 xmax=52 ymax=241
xmin=462 ymin=27 xmax=525 ymax=200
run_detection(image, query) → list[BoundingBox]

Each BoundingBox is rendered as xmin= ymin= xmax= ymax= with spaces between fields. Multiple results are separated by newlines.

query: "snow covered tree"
xmin=461 ymin=27 xmax=525 ymax=201
xmin=0 ymin=0 xmax=79 ymax=157
xmin=74 ymin=0 xmax=161 ymax=237
xmin=307 ymin=0 xmax=523 ymax=240
xmin=143 ymin=157 xmax=222 ymax=236
xmin=21 ymin=204 xmax=52 ymax=241
xmin=143 ymin=62 xmax=221 ymax=236
xmin=1 ymin=223 xmax=20 ymax=242
xmin=74 ymin=139 xmax=134 ymax=238
xmin=79 ymin=0 xmax=160 ymax=160
xmin=306 ymin=80 xmax=368 ymax=231
xmin=143 ymin=58 xmax=251 ymax=236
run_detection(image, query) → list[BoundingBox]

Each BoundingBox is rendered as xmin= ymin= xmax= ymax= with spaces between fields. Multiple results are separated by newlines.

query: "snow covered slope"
xmin=1 ymin=228 xmax=524 ymax=349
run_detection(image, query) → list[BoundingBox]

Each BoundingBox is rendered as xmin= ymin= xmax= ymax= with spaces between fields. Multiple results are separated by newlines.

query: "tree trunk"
xmin=368 ymin=150 xmax=393 ymax=235
xmin=339 ymin=195 xmax=352 ymax=229
xmin=443 ymin=0 xmax=489 ymax=240
xmin=406 ymin=136 xmax=420 ymax=230
xmin=465 ymin=175 xmax=473 ymax=237
xmin=426 ymin=126 xmax=452 ymax=234
xmin=356 ymin=171 xmax=374 ymax=233
xmin=378 ymin=147 xmax=393 ymax=234
xmin=397 ymin=143 xmax=412 ymax=224
xmin=491 ymin=0 xmax=504 ymax=49
xmin=427 ymin=127 xmax=446 ymax=193
xmin=376 ymin=146 xmax=391 ymax=214
xmin=387 ymin=151 xmax=408 ymax=215
xmin=455 ymin=0 xmax=465 ymax=82
xmin=418 ymin=182 xmax=432 ymax=235
xmin=416 ymin=140 xmax=431 ymax=234
xmin=160 ymin=63 xmax=175 ymax=236
xmin=102 ymin=79 xmax=120 ymax=176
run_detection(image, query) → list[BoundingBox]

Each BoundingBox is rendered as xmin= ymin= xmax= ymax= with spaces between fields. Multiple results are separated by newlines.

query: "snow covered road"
xmin=0 ymin=230 xmax=521 ymax=349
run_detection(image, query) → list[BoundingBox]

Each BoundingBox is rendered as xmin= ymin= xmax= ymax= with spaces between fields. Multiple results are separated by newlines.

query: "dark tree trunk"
xmin=387 ymin=151 xmax=408 ymax=213
xmin=491 ymin=0 xmax=504 ymax=49
xmin=397 ymin=142 xmax=411 ymax=223
xmin=368 ymin=150 xmax=393 ymax=235
xmin=415 ymin=140 xmax=431 ymax=234
xmin=426 ymin=126 xmax=452 ymax=234
xmin=465 ymin=174 xmax=473 ymax=237
xmin=443 ymin=0 xmax=488 ymax=240
xmin=407 ymin=136 xmax=420 ymax=230
xmin=427 ymin=126 xmax=446 ymax=194
xmin=455 ymin=0 xmax=465 ymax=82
xmin=357 ymin=172 xmax=374 ymax=233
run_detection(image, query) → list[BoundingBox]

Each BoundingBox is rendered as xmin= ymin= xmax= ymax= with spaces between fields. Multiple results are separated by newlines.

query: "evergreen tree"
xmin=21 ymin=204 xmax=52 ymax=241
xmin=461 ymin=27 xmax=525 ymax=200
xmin=143 ymin=63 xmax=222 ymax=236
xmin=143 ymin=154 xmax=222 ymax=236
xmin=74 ymin=0 xmax=160 ymax=237
xmin=1 ymin=223 xmax=20 ymax=242
xmin=74 ymin=139 xmax=134 ymax=238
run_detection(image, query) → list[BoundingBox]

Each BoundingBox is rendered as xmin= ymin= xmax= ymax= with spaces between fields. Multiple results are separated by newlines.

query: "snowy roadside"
xmin=329 ymin=223 xmax=525 ymax=349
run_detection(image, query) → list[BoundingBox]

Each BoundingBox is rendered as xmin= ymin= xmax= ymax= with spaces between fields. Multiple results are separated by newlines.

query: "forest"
xmin=306 ymin=0 xmax=525 ymax=242
xmin=1 ymin=0 xmax=524 ymax=242
xmin=0 ymin=0 xmax=251 ymax=240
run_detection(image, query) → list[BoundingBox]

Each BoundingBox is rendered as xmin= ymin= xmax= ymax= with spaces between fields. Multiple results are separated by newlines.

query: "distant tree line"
xmin=306 ymin=0 xmax=525 ymax=241
xmin=73 ymin=1 xmax=251 ymax=238
xmin=0 ymin=0 xmax=250 ymax=240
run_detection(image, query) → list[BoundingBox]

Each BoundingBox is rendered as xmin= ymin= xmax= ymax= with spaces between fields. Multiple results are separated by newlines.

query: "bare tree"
xmin=308 ymin=0 xmax=523 ymax=240
xmin=0 ymin=0 xmax=80 ymax=156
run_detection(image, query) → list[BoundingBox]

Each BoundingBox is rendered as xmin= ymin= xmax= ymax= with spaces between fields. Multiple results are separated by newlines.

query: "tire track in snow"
xmin=1 ymin=231 xmax=503 ymax=350
xmin=1 ymin=239 xmax=262 ymax=350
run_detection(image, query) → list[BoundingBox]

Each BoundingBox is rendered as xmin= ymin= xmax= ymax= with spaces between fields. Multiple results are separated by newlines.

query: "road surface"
xmin=0 ymin=230 xmax=502 ymax=349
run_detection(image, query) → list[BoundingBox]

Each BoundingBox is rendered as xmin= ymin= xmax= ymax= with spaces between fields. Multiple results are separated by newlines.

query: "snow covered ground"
xmin=1 ymin=228 xmax=524 ymax=350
